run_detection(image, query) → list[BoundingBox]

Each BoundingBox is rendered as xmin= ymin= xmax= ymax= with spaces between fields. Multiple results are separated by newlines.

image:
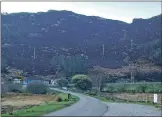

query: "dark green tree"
xmin=72 ymin=74 xmax=92 ymax=91
xmin=57 ymin=78 xmax=69 ymax=87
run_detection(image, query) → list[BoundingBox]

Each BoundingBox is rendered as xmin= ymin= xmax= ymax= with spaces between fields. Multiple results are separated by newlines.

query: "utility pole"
xmin=130 ymin=39 xmax=133 ymax=50
xmin=124 ymin=30 xmax=135 ymax=83
xmin=34 ymin=46 xmax=36 ymax=60
xmin=102 ymin=43 xmax=105 ymax=56
xmin=130 ymin=64 xmax=135 ymax=83
xmin=130 ymin=38 xmax=135 ymax=83
xmin=124 ymin=30 xmax=127 ymax=40
xmin=33 ymin=46 xmax=36 ymax=75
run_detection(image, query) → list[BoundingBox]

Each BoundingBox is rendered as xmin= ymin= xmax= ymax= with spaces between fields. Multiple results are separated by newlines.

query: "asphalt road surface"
xmin=103 ymin=102 xmax=162 ymax=116
xmin=45 ymin=88 xmax=161 ymax=116
xmin=44 ymin=88 xmax=108 ymax=116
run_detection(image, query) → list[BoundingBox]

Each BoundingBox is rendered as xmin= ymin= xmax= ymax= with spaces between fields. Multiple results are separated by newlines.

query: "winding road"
xmin=45 ymin=88 xmax=161 ymax=116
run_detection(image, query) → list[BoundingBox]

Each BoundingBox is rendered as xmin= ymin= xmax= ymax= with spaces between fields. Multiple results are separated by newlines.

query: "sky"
xmin=1 ymin=2 xmax=161 ymax=23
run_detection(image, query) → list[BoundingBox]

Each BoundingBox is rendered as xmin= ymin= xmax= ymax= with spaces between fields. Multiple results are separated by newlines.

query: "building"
xmin=13 ymin=78 xmax=22 ymax=84
xmin=43 ymin=79 xmax=51 ymax=85
xmin=23 ymin=77 xmax=50 ymax=85
xmin=50 ymin=79 xmax=58 ymax=85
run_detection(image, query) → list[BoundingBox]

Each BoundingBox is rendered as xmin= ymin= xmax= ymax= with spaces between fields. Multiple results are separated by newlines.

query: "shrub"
xmin=64 ymin=99 xmax=69 ymax=101
xmin=152 ymin=84 xmax=162 ymax=93
xmin=26 ymin=82 xmax=49 ymax=94
xmin=57 ymin=78 xmax=69 ymax=87
xmin=145 ymin=85 xmax=154 ymax=93
xmin=55 ymin=96 xmax=63 ymax=102
xmin=136 ymin=84 xmax=148 ymax=93
xmin=125 ymin=87 xmax=136 ymax=93
xmin=105 ymin=86 xmax=114 ymax=93
xmin=8 ymin=84 xmax=23 ymax=93
xmin=118 ymin=84 xmax=127 ymax=93
xmin=88 ymin=89 xmax=97 ymax=96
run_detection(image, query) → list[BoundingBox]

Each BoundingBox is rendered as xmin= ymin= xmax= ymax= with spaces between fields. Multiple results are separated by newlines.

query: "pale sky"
xmin=1 ymin=2 xmax=161 ymax=23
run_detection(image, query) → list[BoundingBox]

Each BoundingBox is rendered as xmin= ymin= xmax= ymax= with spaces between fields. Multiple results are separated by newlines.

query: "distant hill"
xmin=1 ymin=10 xmax=161 ymax=75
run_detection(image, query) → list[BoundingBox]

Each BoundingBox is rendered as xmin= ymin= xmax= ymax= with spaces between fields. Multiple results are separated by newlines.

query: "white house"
xmin=43 ymin=80 xmax=51 ymax=85
xmin=13 ymin=78 xmax=21 ymax=84
xmin=50 ymin=79 xmax=58 ymax=85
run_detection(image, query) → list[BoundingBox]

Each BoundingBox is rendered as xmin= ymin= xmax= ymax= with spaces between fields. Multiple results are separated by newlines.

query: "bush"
xmin=105 ymin=82 xmax=162 ymax=93
xmin=64 ymin=99 xmax=69 ymax=101
xmin=55 ymin=96 xmax=63 ymax=102
xmin=7 ymin=84 xmax=23 ymax=93
xmin=26 ymin=82 xmax=49 ymax=94
xmin=88 ymin=89 xmax=97 ymax=96
xmin=152 ymin=84 xmax=162 ymax=93
xmin=136 ymin=84 xmax=148 ymax=93
xmin=145 ymin=87 xmax=154 ymax=93
xmin=125 ymin=87 xmax=136 ymax=93
xmin=105 ymin=86 xmax=114 ymax=93
xmin=57 ymin=78 xmax=69 ymax=87
xmin=119 ymin=84 xmax=127 ymax=92
xmin=114 ymin=84 xmax=127 ymax=93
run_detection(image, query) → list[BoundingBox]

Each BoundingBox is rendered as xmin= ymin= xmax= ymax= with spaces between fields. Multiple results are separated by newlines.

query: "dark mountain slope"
xmin=1 ymin=10 xmax=161 ymax=75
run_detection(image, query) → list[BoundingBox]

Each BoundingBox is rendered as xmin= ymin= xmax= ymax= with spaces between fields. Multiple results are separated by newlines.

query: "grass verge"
xmin=1 ymin=93 xmax=79 ymax=116
xmin=86 ymin=94 xmax=162 ymax=110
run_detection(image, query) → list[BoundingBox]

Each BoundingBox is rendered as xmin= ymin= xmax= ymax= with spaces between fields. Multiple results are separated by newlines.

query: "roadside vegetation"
xmin=1 ymin=82 xmax=79 ymax=116
xmin=103 ymin=82 xmax=162 ymax=93
xmin=85 ymin=82 xmax=162 ymax=109
xmin=86 ymin=92 xmax=162 ymax=109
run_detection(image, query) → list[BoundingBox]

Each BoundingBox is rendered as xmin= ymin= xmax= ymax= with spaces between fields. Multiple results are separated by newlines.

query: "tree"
xmin=72 ymin=74 xmax=92 ymax=91
xmin=88 ymin=66 xmax=108 ymax=95
xmin=57 ymin=78 xmax=69 ymax=87
xmin=50 ymin=54 xmax=87 ymax=77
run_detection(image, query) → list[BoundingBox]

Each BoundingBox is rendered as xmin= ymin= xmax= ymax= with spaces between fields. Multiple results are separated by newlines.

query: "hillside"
xmin=90 ymin=64 xmax=162 ymax=82
xmin=1 ymin=10 xmax=161 ymax=76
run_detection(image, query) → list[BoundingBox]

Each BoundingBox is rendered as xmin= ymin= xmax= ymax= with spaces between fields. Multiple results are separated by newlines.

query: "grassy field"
xmin=104 ymin=82 xmax=162 ymax=93
xmin=1 ymin=92 xmax=79 ymax=116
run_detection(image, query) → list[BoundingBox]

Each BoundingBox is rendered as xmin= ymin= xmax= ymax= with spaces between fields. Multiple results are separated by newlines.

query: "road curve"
xmin=44 ymin=88 xmax=108 ymax=116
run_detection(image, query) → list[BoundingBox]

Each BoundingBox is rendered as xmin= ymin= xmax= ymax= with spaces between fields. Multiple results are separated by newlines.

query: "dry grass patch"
xmin=1 ymin=93 xmax=58 ymax=114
